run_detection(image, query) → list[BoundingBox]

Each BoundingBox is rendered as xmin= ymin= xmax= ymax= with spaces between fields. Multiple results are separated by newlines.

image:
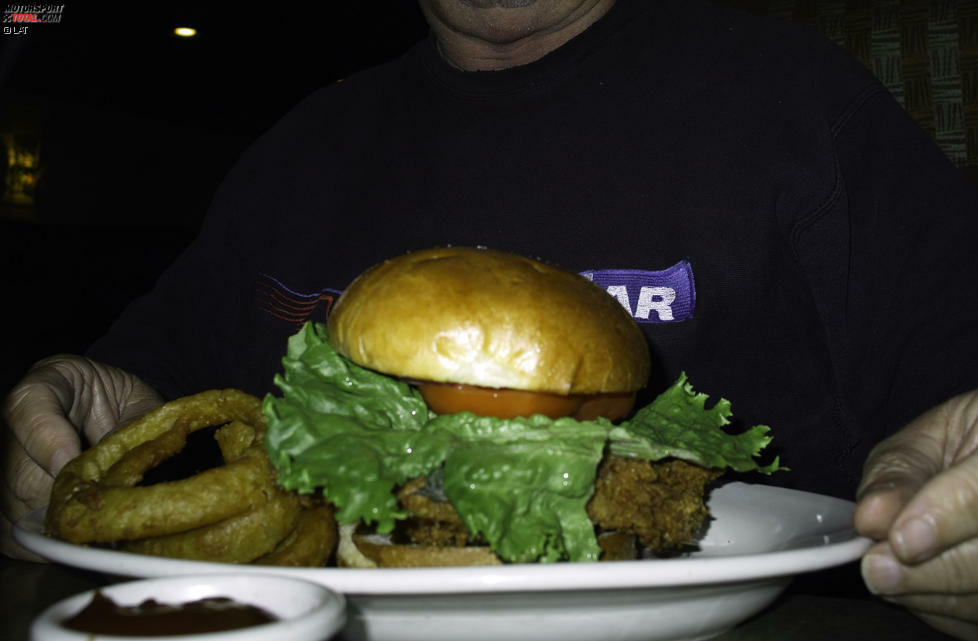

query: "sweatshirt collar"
xmin=416 ymin=0 xmax=651 ymax=101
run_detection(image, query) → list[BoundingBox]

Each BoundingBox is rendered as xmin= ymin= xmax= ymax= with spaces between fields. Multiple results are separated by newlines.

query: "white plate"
xmin=16 ymin=482 xmax=870 ymax=641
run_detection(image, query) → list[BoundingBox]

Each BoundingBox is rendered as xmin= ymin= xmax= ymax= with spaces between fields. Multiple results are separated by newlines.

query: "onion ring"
xmin=46 ymin=390 xmax=274 ymax=544
xmin=254 ymin=504 xmax=338 ymax=567
xmin=99 ymin=417 xmax=193 ymax=488
xmin=122 ymin=489 xmax=303 ymax=563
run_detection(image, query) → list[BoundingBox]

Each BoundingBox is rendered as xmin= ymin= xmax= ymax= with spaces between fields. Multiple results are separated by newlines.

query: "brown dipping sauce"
xmin=63 ymin=590 xmax=277 ymax=636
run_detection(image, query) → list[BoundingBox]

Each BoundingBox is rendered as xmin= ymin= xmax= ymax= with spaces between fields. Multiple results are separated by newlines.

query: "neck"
xmin=425 ymin=0 xmax=617 ymax=71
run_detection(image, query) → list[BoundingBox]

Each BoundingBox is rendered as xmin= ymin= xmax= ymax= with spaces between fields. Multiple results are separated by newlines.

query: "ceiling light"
xmin=173 ymin=26 xmax=197 ymax=38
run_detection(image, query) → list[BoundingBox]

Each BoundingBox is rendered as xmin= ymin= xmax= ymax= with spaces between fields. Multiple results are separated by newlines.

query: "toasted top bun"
xmin=327 ymin=247 xmax=650 ymax=395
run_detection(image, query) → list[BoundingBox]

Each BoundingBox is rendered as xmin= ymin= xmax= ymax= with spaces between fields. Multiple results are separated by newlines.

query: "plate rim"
xmin=14 ymin=482 xmax=872 ymax=596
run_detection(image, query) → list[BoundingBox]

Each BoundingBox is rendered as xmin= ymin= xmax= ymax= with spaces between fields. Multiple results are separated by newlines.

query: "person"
xmin=3 ymin=0 xmax=977 ymax=637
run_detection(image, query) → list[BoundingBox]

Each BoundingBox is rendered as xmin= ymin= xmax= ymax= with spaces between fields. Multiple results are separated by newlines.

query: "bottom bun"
xmin=336 ymin=523 xmax=501 ymax=568
xmin=336 ymin=524 xmax=641 ymax=567
xmin=596 ymin=531 xmax=639 ymax=561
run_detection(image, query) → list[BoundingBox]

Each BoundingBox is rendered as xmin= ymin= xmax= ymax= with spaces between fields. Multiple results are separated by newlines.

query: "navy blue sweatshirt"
xmin=89 ymin=0 xmax=978 ymax=500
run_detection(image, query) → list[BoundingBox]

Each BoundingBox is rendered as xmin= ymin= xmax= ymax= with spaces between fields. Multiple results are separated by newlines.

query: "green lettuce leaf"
xmin=430 ymin=413 xmax=610 ymax=563
xmin=610 ymin=372 xmax=781 ymax=474
xmin=263 ymin=321 xmax=781 ymax=563
xmin=262 ymin=322 xmax=443 ymax=531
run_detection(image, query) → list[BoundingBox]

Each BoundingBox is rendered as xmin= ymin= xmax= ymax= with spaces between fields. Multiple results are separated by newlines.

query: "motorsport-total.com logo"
xmin=3 ymin=3 xmax=63 ymax=35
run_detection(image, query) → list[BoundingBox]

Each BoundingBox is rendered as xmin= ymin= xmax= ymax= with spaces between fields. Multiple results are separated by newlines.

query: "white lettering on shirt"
xmin=635 ymin=286 xmax=676 ymax=321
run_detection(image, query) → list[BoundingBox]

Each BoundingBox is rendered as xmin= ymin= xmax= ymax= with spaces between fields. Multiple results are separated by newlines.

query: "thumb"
xmin=854 ymin=412 xmax=945 ymax=541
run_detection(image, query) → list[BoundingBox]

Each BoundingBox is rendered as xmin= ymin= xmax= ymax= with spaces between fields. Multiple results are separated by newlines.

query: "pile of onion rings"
xmin=46 ymin=389 xmax=336 ymax=566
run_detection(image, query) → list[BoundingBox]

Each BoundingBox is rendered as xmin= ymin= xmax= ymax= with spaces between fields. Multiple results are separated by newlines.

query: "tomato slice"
xmin=414 ymin=382 xmax=635 ymax=421
xmin=573 ymin=393 xmax=637 ymax=421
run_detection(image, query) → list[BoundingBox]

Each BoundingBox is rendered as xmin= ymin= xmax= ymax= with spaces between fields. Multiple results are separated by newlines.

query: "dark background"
xmin=0 ymin=4 xmax=429 ymax=394
xmin=3 ymin=2 xmax=976 ymax=398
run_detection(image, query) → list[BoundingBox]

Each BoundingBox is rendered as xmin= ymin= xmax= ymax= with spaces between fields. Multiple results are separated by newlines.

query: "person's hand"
xmin=1 ymin=355 xmax=162 ymax=560
xmin=854 ymin=390 xmax=978 ymax=640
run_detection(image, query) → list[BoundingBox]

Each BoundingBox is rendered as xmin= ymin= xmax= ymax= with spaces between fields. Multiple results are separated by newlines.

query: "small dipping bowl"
xmin=31 ymin=573 xmax=346 ymax=641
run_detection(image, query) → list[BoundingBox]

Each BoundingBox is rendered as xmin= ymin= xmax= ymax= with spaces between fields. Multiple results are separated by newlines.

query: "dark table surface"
xmin=0 ymin=555 xmax=955 ymax=641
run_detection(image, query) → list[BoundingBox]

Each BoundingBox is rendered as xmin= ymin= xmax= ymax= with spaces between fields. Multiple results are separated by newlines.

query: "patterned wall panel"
xmin=716 ymin=0 xmax=978 ymax=179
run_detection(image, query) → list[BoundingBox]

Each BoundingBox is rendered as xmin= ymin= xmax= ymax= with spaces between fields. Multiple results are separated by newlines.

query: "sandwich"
xmin=262 ymin=247 xmax=779 ymax=566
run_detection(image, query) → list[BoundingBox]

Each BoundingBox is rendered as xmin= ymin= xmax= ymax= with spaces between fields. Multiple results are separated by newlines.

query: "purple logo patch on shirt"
xmin=580 ymin=260 xmax=696 ymax=323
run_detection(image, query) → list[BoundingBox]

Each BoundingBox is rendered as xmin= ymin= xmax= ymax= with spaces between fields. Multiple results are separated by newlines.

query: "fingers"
xmin=854 ymin=433 xmax=942 ymax=541
xmin=862 ymin=516 xmax=978 ymax=637
xmin=1 ymin=354 xmax=163 ymax=561
xmin=3 ymin=436 xmax=56 ymax=512
xmin=854 ymin=485 xmax=919 ymax=541
xmin=3 ymin=355 xmax=164 ymax=471
xmin=855 ymin=392 xmax=978 ymax=560
xmin=70 ymin=358 xmax=164 ymax=446
xmin=882 ymin=394 xmax=978 ymax=564
xmin=1 ymin=438 xmax=51 ymax=562
xmin=1 ymin=359 xmax=81 ymax=561
xmin=864 ymin=540 xmax=978 ymax=596
xmin=855 ymin=392 xmax=978 ymax=638
xmin=863 ymin=540 xmax=978 ymax=640
xmin=863 ymin=540 xmax=978 ymax=638
xmin=3 ymin=379 xmax=81 ymax=476
xmin=112 ymin=384 xmax=165 ymax=436
xmin=857 ymin=452 xmax=978 ymax=565
xmin=885 ymin=452 xmax=978 ymax=564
